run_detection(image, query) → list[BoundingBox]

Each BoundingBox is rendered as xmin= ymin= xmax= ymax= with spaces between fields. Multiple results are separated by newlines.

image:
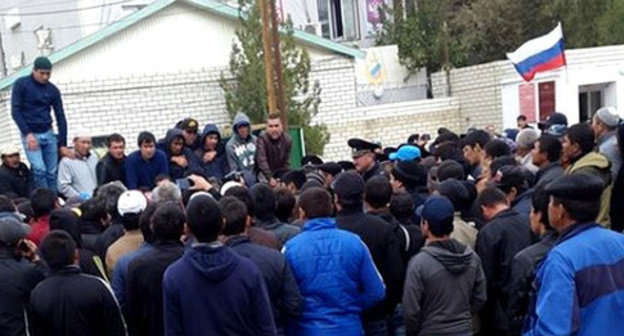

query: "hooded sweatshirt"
xmin=194 ymin=124 xmax=229 ymax=180
xmin=403 ymin=239 xmax=486 ymax=336
xmin=163 ymin=244 xmax=276 ymax=336
xmin=158 ymin=128 xmax=201 ymax=180
xmin=565 ymin=152 xmax=612 ymax=227
xmin=226 ymin=113 xmax=257 ymax=173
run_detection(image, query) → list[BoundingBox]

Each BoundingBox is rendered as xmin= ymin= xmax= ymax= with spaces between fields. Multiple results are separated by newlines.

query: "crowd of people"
xmin=2 ymin=57 xmax=624 ymax=336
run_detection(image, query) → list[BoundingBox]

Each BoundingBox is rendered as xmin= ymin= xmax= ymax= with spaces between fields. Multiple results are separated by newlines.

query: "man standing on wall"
xmin=11 ymin=56 xmax=70 ymax=191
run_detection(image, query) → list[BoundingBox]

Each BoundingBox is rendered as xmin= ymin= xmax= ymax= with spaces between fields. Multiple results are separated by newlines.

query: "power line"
xmin=0 ymin=0 xmax=113 ymax=13
xmin=0 ymin=0 xmax=134 ymax=16
xmin=4 ymin=4 xmax=223 ymax=34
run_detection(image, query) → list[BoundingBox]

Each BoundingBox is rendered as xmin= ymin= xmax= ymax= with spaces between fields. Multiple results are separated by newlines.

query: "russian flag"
xmin=507 ymin=23 xmax=566 ymax=82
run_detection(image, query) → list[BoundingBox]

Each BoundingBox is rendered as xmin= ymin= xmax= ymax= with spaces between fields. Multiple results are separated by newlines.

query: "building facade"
xmin=431 ymin=44 xmax=624 ymax=132
xmin=0 ymin=0 xmax=147 ymax=77
xmin=0 ymin=0 xmax=456 ymax=161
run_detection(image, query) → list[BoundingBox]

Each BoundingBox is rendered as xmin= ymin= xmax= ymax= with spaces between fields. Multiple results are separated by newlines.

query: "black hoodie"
xmin=194 ymin=124 xmax=229 ymax=180
xmin=403 ymin=239 xmax=486 ymax=336
xmin=157 ymin=128 xmax=202 ymax=180
xmin=49 ymin=209 xmax=103 ymax=279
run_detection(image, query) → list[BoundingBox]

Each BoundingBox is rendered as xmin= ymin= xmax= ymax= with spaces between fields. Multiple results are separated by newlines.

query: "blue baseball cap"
xmin=416 ymin=196 xmax=454 ymax=227
xmin=389 ymin=145 xmax=421 ymax=162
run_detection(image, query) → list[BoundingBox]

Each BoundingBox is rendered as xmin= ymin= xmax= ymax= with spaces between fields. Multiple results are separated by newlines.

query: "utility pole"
xmin=260 ymin=0 xmax=277 ymax=115
xmin=269 ymin=0 xmax=287 ymax=129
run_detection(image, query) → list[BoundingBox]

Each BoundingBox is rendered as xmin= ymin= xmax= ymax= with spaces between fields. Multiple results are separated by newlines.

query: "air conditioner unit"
xmin=303 ymin=22 xmax=321 ymax=36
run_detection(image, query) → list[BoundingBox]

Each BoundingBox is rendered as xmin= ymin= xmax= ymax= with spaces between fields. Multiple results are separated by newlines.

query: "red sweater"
xmin=27 ymin=215 xmax=50 ymax=246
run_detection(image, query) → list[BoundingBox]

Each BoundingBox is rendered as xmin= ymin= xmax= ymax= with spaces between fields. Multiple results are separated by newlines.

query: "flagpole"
xmin=560 ymin=21 xmax=570 ymax=86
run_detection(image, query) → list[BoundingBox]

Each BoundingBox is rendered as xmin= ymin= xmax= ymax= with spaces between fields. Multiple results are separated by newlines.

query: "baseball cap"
xmin=332 ymin=171 xmax=364 ymax=202
xmin=416 ymin=196 xmax=454 ymax=227
xmin=539 ymin=112 xmax=568 ymax=136
xmin=179 ymin=118 xmax=199 ymax=132
xmin=389 ymin=145 xmax=421 ymax=162
xmin=0 ymin=144 xmax=20 ymax=157
xmin=0 ymin=214 xmax=31 ymax=246
xmin=490 ymin=165 xmax=527 ymax=191
xmin=117 ymin=190 xmax=147 ymax=216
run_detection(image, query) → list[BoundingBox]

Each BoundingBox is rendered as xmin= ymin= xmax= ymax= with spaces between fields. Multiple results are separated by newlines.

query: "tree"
xmin=378 ymin=0 xmax=624 ymax=75
xmin=220 ymin=0 xmax=329 ymax=155
xmin=377 ymin=0 xmax=466 ymax=82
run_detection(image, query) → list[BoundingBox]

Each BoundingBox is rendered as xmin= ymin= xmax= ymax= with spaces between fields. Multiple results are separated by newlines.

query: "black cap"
xmin=392 ymin=160 xmax=426 ymax=186
xmin=332 ymin=171 xmax=364 ymax=202
xmin=437 ymin=160 xmax=465 ymax=182
xmin=179 ymin=118 xmax=199 ymax=132
xmin=546 ymin=174 xmax=605 ymax=201
xmin=437 ymin=178 xmax=471 ymax=210
xmin=490 ymin=165 xmax=527 ymax=190
xmin=348 ymin=138 xmax=381 ymax=158
xmin=317 ymin=162 xmax=342 ymax=176
xmin=383 ymin=147 xmax=398 ymax=156
xmin=539 ymin=112 xmax=568 ymax=130
xmin=301 ymin=155 xmax=323 ymax=166
xmin=281 ymin=170 xmax=307 ymax=189
xmin=337 ymin=160 xmax=356 ymax=171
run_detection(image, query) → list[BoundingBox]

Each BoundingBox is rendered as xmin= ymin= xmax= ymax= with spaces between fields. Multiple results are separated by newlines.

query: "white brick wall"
xmin=1 ymin=59 xmax=464 ymax=164
xmin=431 ymin=61 xmax=507 ymax=132
xmin=322 ymin=98 xmax=461 ymax=160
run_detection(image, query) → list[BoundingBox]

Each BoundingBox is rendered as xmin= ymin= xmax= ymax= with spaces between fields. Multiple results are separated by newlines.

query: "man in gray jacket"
xmin=226 ymin=112 xmax=257 ymax=180
xmin=403 ymin=196 xmax=486 ymax=336
xmin=57 ymin=133 xmax=98 ymax=199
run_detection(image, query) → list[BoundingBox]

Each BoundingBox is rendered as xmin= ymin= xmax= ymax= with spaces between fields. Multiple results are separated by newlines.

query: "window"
xmin=578 ymin=83 xmax=611 ymax=123
xmin=317 ymin=0 xmax=359 ymax=41
xmin=579 ymin=91 xmax=602 ymax=123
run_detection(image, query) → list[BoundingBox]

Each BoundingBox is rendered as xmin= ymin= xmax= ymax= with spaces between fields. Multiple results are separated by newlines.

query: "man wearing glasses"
xmin=11 ymin=56 xmax=69 ymax=191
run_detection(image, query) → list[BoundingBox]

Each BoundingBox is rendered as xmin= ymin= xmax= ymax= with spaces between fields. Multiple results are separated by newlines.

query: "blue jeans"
xmin=21 ymin=130 xmax=58 ymax=191
xmin=364 ymin=305 xmax=406 ymax=336
xmin=364 ymin=319 xmax=388 ymax=336
xmin=387 ymin=305 xmax=406 ymax=336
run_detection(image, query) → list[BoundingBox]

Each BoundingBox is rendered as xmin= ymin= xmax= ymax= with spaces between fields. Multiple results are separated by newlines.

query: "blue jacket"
xmin=11 ymin=75 xmax=68 ymax=146
xmin=524 ymin=223 xmax=624 ymax=336
xmin=194 ymin=124 xmax=229 ymax=180
xmin=124 ymin=149 xmax=169 ymax=190
xmin=284 ymin=217 xmax=385 ymax=336
xmin=163 ymin=244 xmax=276 ymax=336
